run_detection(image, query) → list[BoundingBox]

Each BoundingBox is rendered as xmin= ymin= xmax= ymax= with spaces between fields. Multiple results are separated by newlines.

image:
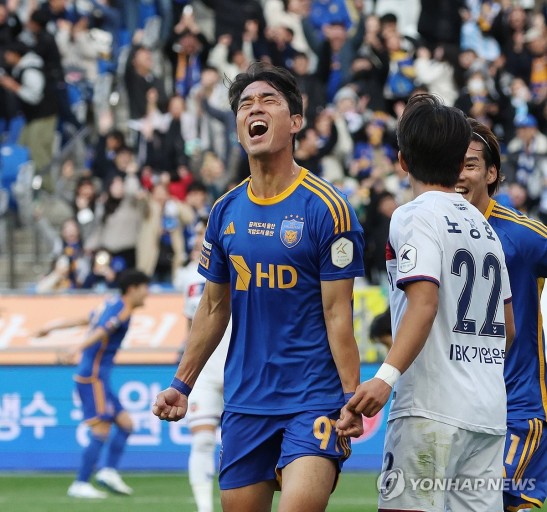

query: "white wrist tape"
xmin=374 ymin=363 xmax=401 ymax=388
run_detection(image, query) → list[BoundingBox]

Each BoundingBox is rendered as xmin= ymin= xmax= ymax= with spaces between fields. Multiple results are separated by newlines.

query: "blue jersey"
xmin=74 ymin=296 xmax=131 ymax=383
xmin=198 ymin=168 xmax=365 ymax=415
xmin=485 ymin=200 xmax=547 ymax=420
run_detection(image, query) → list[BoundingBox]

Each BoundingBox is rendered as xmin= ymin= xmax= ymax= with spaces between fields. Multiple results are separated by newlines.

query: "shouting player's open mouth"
xmin=455 ymin=186 xmax=469 ymax=196
xmin=249 ymin=120 xmax=269 ymax=140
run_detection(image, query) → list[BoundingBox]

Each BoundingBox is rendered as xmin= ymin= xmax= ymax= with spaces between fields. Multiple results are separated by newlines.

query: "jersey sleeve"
xmin=390 ymin=207 xmax=442 ymax=289
xmin=96 ymin=300 xmax=125 ymax=334
xmin=524 ymin=222 xmax=547 ymax=277
xmin=198 ymin=204 xmax=230 ymax=283
xmin=318 ymin=198 xmax=365 ymax=281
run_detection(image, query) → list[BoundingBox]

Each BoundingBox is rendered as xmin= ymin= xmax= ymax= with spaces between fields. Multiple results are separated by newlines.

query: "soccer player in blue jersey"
xmin=37 ymin=269 xmax=150 ymax=499
xmin=153 ymin=63 xmax=365 ymax=512
xmin=457 ymin=118 xmax=547 ymax=511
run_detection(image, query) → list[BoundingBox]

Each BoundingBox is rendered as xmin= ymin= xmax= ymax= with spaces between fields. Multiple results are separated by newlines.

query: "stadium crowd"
xmin=0 ymin=0 xmax=545 ymax=291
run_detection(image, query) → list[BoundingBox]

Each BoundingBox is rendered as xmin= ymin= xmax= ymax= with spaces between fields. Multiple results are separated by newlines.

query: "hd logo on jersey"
xmin=280 ymin=216 xmax=304 ymax=248
xmin=229 ymin=255 xmax=297 ymax=290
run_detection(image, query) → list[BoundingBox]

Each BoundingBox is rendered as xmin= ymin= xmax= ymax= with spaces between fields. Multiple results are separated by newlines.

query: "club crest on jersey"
xmin=280 ymin=217 xmax=304 ymax=248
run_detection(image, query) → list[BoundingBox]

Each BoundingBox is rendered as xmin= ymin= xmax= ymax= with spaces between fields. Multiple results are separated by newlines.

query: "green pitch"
xmin=0 ymin=472 xmax=376 ymax=512
xmin=1 ymin=473 xmax=546 ymax=511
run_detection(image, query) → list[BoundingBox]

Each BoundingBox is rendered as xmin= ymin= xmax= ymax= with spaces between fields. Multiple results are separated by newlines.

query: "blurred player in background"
xmin=173 ymin=217 xmax=230 ymax=512
xmin=458 ymin=118 xmax=547 ymax=511
xmin=153 ymin=63 xmax=365 ymax=512
xmin=36 ymin=269 xmax=150 ymax=499
xmin=339 ymin=94 xmax=515 ymax=511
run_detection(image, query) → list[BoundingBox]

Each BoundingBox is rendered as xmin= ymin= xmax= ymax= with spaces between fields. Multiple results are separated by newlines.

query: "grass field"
xmin=0 ymin=472 xmax=379 ymax=512
xmin=1 ymin=472 xmax=546 ymax=511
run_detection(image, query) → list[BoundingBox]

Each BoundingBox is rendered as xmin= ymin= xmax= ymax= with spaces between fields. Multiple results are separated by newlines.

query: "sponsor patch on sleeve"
xmin=199 ymin=239 xmax=212 ymax=270
xmin=331 ymin=237 xmax=354 ymax=268
xmin=397 ymin=243 xmax=417 ymax=273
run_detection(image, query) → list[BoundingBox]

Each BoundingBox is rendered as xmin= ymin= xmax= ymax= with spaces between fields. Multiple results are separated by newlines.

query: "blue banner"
xmin=0 ymin=365 xmax=389 ymax=471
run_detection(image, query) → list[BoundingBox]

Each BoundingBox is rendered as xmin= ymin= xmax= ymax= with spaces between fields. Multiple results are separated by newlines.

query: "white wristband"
xmin=374 ymin=363 xmax=401 ymax=388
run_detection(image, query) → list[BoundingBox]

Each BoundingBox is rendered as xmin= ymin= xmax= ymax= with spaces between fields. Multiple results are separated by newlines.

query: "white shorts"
xmin=186 ymin=355 xmax=224 ymax=428
xmin=378 ymin=416 xmax=505 ymax=512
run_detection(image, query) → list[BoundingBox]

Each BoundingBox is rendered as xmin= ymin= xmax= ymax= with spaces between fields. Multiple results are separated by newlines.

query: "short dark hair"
xmin=467 ymin=117 xmax=502 ymax=196
xmin=117 ymin=269 xmax=150 ymax=294
xmin=397 ymin=94 xmax=471 ymax=188
xmin=4 ymin=40 xmax=29 ymax=56
xmin=370 ymin=307 xmax=392 ymax=339
xmin=186 ymin=180 xmax=207 ymax=194
xmin=228 ymin=62 xmax=303 ymax=118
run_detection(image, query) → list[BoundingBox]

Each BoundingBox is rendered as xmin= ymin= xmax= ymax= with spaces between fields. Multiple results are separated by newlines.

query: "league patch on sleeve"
xmin=331 ymin=237 xmax=354 ymax=268
xmin=398 ymin=243 xmax=417 ymax=273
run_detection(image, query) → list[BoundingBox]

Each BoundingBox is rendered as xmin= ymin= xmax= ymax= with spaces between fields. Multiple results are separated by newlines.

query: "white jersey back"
xmin=173 ymin=261 xmax=230 ymax=369
xmin=386 ymin=191 xmax=512 ymax=435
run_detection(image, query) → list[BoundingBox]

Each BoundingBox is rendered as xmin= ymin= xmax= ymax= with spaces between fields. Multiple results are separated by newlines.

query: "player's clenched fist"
xmin=153 ymin=388 xmax=189 ymax=421
xmin=345 ymin=378 xmax=392 ymax=418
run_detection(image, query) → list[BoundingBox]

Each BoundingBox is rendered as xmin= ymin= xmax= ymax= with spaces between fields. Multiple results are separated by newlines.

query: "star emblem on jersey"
xmin=331 ymin=237 xmax=354 ymax=268
xmin=280 ymin=215 xmax=304 ymax=248
xmin=397 ymin=243 xmax=417 ymax=273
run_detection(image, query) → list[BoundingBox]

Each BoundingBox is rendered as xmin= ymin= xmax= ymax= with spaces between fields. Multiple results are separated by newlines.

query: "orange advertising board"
xmin=0 ymin=294 xmax=187 ymax=365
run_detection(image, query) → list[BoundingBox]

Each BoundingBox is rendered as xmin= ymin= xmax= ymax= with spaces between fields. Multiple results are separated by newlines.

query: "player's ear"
xmin=486 ymin=165 xmax=497 ymax=186
xmin=398 ymin=151 xmax=409 ymax=174
xmin=290 ymin=114 xmax=303 ymax=134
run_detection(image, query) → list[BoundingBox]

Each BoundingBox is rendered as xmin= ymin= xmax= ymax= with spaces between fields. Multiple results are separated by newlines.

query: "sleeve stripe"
xmin=305 ymin=173 xmax=351 ymax=231
xmin=301 ymin=180 xmax=340 ymax=234
xmin=491 ymin=210 xmax=547 ymax=238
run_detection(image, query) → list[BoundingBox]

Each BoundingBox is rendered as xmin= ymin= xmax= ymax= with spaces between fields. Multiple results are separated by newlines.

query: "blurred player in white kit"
xmin=174 ymin=217 xmax=231 ymax=512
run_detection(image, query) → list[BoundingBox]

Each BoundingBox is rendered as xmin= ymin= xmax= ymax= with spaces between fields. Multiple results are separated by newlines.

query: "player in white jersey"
xmin=337 ymin=94 xmax=515 ymax=511
xmin=173 ymin=218 xmax=230 ymax=512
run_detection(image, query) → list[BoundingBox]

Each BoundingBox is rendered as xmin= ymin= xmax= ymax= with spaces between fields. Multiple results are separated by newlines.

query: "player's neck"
xmin=248 ymin=158 xmax=302 ymax=199
xmin=411 ymin=180 xmax=456 ymax=198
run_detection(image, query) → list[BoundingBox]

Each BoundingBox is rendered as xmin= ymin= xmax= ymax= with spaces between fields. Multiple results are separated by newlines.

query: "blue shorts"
xmin=76 ymin=379 xmax=123 ymax=425
xmin=503 ymin=418 xmax=547 ymax=510
xmin=218 ymin=409 xmax=351 ymax=491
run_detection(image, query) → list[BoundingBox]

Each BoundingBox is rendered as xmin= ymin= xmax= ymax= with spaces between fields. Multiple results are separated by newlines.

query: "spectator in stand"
xmin=165 ymin=7 xmax=210 ymax=98
xmin=505 ymin=114 xmax=547 ymax=224
xmin=290 ymin=51 xmax=326 ymax=126
xmin=136 ymin=183 xmax=194 ymax=283
xmin=27 ymin=8 xmax=82 ymax=135
xmin=349 ymin=117 xmax=397 ymax=184
xmin=124 ymin=41 xmax=168 ymax=121
xmin=313 ymin=19 xmax=364 ymax=103
xmin=264 ymin=24 xmax=298 ymax=69
xmin=182 ymin=180 xmax=210 ymax=256
xmin=200 ymin=0 xmax=265 ymax=49
xmin=0 ymin=41 xmax=58 ymax=176
xmin=362 ymin=190 xmax=397 ymax=287
xmin=351 ymin=13 xmax=390 ymax=112
xmin=414 ymin=43 xmax=460 ymax=106
xmin=35 ymin=217 xmax=89 ymax=293
xmin=454 ymin=69 xmax=503 ymax=129
xmin=417 ymin=0 xmax=465 ymax=47
xmin=294 ymin=111 xmax=338 ymax=177
xmin=91 ymin=124 xmax=126 ymax=185
xmin=72 ymin=175 xmax=99 ymax=242
xmin=85 ymin=171 xmax=146 ymax=272
xmin=199 ymin=151 xmax=230 ymax=201
xmin=263 ymin=0 xmax=315 ymax=64
xmin=489 ymin=3 xmax=531 ymax=82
